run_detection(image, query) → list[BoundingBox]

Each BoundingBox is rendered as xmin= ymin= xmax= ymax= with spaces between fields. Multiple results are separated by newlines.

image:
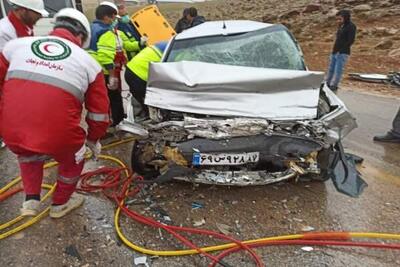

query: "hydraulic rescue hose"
xmin=1 ymin=137 xmax=400 ymax=267
xmin=209 ymin=240 xmax=400 ymax=267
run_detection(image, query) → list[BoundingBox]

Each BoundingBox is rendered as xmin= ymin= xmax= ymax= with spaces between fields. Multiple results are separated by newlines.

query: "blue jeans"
xmin=326 ymin=53 xmax=349 ymax=88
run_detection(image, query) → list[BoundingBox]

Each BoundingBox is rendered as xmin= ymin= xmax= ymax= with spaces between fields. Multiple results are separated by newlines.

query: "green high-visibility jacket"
xmin=88 ymin=30 xmax=140 ymax=75
xmin=126 ymin=46 xmax=163 ymax=82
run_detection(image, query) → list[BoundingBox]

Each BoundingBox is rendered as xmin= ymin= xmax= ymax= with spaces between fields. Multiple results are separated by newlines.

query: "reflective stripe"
xmin=6 ymin=70 xmax=84 ymax=103
xmin=87 ymin=112 xmax=109 ymax=122
xmin=97 ymin=45 xmax=115 ymax=51
xmin=18 ymin=154 xmax=51 ymax=163
xmin=58 ymin=175 xmax=80 ymax=185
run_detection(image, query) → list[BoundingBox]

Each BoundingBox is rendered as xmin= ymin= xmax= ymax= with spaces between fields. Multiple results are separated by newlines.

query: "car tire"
xmin=131 ymin=141 xmax=160 ymax=180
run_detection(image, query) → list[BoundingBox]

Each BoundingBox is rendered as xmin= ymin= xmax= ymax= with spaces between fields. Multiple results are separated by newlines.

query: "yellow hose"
xmin=102 ymin=137 xmax=136 ymax=150
xmin=0 ymin=184 xmax=55 ymax=239
xmin=0 ymin=184 xmax=55 ymax=231
xmin=1 ymin=138 xmax=400 ymax=257
xmin=0 ymin=141 xmax=132 ymax=240
xmin=350 ymin=233 xmax=400 ymax=240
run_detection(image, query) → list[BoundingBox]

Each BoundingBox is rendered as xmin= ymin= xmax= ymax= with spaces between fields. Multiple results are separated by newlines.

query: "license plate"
xmin=192 ymin=152 xmax=260 ymax=166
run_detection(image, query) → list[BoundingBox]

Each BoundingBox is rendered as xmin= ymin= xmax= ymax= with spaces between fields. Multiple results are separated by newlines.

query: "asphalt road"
xmin=0 ymin=89 xmax=399 ymax=267
xmin=339 ymin=89 xmax=400 ymax=176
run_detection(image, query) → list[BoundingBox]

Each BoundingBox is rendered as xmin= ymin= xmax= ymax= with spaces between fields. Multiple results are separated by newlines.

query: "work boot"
xmin=49 ymin=193 xmax=85 ymax=219
xmin=20 ymin=200 xmax=40 ymax=217
xmin=373 ymin=132 xmax=400 ymax=143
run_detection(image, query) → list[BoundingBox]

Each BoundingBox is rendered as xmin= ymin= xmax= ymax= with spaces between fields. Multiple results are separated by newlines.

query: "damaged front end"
xmin=122 ymin=62 xmax=366 ymax=197
xmin=132 ymin=126 xmax=324 ymax=186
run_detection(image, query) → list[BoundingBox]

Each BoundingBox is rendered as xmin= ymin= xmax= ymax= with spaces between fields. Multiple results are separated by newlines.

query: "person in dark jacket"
xmin=175 ymin=8 xmax=190 ymax=33
xmin=186 ymin=7 xmax=205 ymax=28
xmin=326 ymin=10 xmax=356 ymax=92
xmin=374 ymin=107 xmax=400 ymax=143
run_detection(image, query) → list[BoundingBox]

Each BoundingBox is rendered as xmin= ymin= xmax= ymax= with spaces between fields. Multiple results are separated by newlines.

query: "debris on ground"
xmin=301 ymin=246 xmax=314 ymax=252
xmin=65 ymin=244 xmax=82 ymax=261
xmin=151 ymin=207 xmax=172 ymax=224
xmin=349 ymin=72 xmax=400 ymax=87
xmin=134 ymin=256 xmax=150 ymax=267
xmin=216 ymin=222 xmax=233 ymax=235
xmin=193 ymin=218 xmax=206 ymax=227
xmin=301 ymin=226 xmax=315 ymax=232
xmin=191 ymin=201 xmax=204 ymax=209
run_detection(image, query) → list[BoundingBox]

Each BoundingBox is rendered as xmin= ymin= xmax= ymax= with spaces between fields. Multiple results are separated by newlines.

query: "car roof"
xmin=175 ymin=20 xmax=273 ymax=40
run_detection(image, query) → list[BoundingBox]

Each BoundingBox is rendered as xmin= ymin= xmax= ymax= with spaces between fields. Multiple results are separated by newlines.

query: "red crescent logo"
xmin=43 ymin=44 xmax=58 ymax=54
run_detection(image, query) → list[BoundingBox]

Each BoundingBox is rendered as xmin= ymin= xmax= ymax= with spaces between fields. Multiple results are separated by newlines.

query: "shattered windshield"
xmin=166 ymin=25 xmax=305 ymax=70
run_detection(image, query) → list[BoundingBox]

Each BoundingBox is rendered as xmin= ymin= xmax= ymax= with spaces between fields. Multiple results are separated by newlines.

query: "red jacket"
xmin=0 ymin=29 xmax=110 ymax=155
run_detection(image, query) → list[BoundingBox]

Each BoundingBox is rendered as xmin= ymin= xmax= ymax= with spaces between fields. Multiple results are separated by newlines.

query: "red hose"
xmin=210 ymin=240 xmax=400 ymax=267
xmin=120 ymin=204 xmax=263 ymax=264
xmin=0 ymin=186 xmax=22 ymax=202
xmin=73 ymin=167 xmax=400 ymax=267
xmin=4 ymin=165 xmax=399 ymax=267
xmin=79 ymin=167 xmax=263 ymax=267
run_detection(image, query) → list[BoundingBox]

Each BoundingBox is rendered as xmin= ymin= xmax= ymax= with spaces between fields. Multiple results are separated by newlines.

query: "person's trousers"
xmin=105 ymin=74 xmax=125 ymax=127
xmin=124 ymin=68 xmax=147 ymax=107
xmin=8 ymin=146 xmax=84 ymax=205
xmin=326 ymin=53 xmax=349 ymax=89
xmin=391 ymin=107 xmax=400 ymax=137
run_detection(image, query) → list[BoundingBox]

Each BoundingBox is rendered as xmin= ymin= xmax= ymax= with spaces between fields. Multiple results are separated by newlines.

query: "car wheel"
xmin=131 ymin=141 xmax=160 ymax=180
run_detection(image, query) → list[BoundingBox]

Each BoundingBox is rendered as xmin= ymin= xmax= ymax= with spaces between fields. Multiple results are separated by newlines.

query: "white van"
xmin=0 ymin=0 xmax=83 ymax=36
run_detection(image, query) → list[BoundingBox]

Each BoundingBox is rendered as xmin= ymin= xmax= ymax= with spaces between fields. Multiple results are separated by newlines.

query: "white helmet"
xmin=100 ymin=1 xmax=118 ymax=13
xmin=54 ymin=8 xmax=91 ymax=48
xmin=8 ymin=0 xmax=49 ymax=17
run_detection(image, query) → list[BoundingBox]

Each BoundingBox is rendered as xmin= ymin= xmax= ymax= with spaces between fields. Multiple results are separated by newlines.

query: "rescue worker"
xmin=0 ymin=8 xmax=110 ymax=218
xmin=89 ymin=1 xmax=144 ymax=127
xmin=0 ymin=0 xmax=48 ymax=51
xmin=0 ymin=0 xmax=48 ymax=148
xmin=326 ymin=9 xmax=356 ymax=92
xmin=117 ymin=3 xmax=145 ymax=60
xmin=124 ymin=42 xmax=167 ymax=117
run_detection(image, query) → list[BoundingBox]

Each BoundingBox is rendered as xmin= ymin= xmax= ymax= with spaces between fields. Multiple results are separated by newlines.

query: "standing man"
xmin=374 ymin=108 xmax=400 ymax=143
xmin=0 ymin=0 xmax=48 ymax=148
xmin=0 ymin=8 xmax=110 ymax=218
xmin=186 ymin=7 xmax=205 ymax=29
xmin=325 ymin=9 xmax=356 ymax=92
xmin=175 ymin=8 xmax=190 ymax=33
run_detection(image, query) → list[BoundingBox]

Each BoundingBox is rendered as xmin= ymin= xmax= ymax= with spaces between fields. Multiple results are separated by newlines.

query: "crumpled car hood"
xmin=145 ymin=61 xmax=324 ymax=120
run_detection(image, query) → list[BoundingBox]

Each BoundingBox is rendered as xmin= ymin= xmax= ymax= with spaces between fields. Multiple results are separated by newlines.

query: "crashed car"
xmin=119 ymin=21 xmax=367 ymax=197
